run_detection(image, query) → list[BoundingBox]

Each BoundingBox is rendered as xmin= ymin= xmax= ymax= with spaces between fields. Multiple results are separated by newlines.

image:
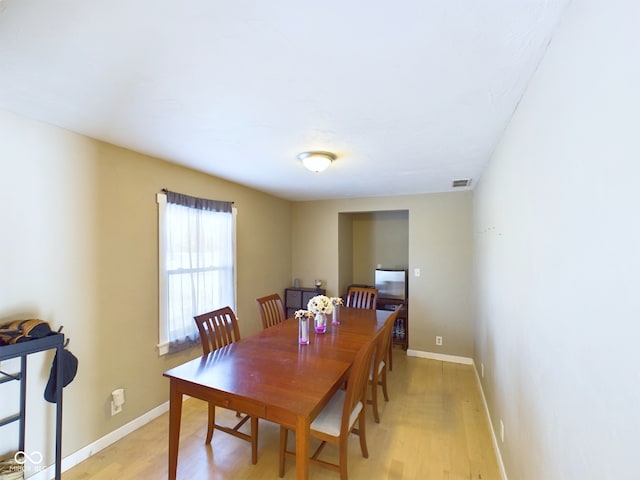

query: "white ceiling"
xmin=0 ymin=0 xmax=569 ymax=201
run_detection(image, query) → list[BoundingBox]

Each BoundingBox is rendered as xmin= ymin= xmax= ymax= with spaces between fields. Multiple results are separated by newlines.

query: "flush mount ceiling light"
xmin=297 ymin=151 xmax=337 ymax=173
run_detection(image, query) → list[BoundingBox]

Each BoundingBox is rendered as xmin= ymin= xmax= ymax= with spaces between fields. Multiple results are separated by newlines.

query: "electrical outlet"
xmin=500 ymin=420 xmax=505 ymax=443
xmin=111 ymin=401 xmax=122 ymax=416
xmin=414 ymin=268 xmax=421 ymax=277
xmin=435 ymin=335 xmax=443 ymax=346
xmin=111 ymin=388 xmax=125 ymax=416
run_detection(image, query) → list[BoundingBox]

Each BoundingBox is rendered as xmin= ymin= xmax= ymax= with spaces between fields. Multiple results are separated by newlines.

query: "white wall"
xmin=474 ymin=1 xmax=640 ymax=478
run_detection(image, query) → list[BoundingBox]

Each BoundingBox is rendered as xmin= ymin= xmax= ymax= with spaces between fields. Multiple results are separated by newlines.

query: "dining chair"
xmin=256 ymin=293 xmax=286 ymax=329
xmin=345 ymin=286 xmax=378 ymax=309
xmin=193 ymin=306 xmax=259 ymax=464
xmin=279 ymin=338 xmax=377 ymax=480
xmin=368 ymin=305 xmax=402 ymax=423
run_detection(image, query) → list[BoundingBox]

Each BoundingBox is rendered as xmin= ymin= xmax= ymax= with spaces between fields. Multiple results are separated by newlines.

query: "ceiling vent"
xmin=452 ymin=178 xmax=472 ymax=188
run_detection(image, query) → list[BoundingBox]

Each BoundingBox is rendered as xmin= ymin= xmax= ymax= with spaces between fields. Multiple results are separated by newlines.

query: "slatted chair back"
xmin=194 ymin=306 xmax=241 ymax=355
xmin=345 ymin=286 xmax=378 ymax=309
xmin=256 ymin=293 xmax=286 ymax=329
xmin=341 ymin=337 xmax=377 ymax=434
xmin=192 ymin=306 xmax=258 ymax=464
xmin=369 ymin=305 xmax=402 ymax=422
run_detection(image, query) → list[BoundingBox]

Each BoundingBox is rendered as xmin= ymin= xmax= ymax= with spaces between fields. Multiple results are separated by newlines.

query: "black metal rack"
xmin=377 ymin=297 xmax=408 ymax=350
xmin=0 ymin=333 xmax=64 ymax=480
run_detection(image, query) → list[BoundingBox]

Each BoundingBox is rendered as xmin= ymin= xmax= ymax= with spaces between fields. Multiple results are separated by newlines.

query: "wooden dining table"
xmin=163 ymin=307 xmax=392 ymax=480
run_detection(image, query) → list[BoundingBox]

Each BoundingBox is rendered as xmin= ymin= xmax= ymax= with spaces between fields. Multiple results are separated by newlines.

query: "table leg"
xmin=168 ymin=382 xmax=183 ymax=480
xmin=295 ymin=416 xmax=310 ymax=480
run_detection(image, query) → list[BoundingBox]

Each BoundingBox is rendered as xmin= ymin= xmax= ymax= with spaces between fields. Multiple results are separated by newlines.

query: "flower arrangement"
xmin=294 ymin=310 xmax=313 ymax=344
xmin=331 ymin=297 xmax=344 ymax=306
xmin=330 ymin=297 xmax=343 ymax=325
xmin=294 ymin=309 xmax=314 ymax=320
xmin=307 ymin=295 xmax=334 ymax=315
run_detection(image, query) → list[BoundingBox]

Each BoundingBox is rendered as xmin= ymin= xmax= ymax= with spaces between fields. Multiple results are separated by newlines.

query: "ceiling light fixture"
xmin=297 ymin=151 xmax=337 ymax=173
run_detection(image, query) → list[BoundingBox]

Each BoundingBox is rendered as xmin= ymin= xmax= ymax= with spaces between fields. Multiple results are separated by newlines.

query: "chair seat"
xmin=311 ymin=390 xmax=363 ymax=438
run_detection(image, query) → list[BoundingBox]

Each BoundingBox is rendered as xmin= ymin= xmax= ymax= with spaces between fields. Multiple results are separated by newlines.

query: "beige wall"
xmin=337 ymin=211 xmax=409 ymax=294
xmin=292 ymin=193 xmax=473 ymax=355
xmin=473 ymin=1 xmax=640 ymax=478
xmin=350 ymin=210 xmax=409 ymax=287
xmin=337 ymin=212 xmax=354 ymax=295
xmin=0 ymin=110 xmax=291 ymax=464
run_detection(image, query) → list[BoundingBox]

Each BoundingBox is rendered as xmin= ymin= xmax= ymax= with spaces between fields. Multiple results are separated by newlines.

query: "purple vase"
xmin=314 ymin=313 xmax=327 ymax=334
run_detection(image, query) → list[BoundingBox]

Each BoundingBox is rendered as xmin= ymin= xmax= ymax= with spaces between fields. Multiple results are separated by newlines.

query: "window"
xmin=157 ymin=190 xmax=236 ymax=355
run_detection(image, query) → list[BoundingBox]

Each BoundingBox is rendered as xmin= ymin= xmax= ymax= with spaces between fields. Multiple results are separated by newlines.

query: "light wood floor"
xmin=64 ymin=353 xmax=501 ymax=479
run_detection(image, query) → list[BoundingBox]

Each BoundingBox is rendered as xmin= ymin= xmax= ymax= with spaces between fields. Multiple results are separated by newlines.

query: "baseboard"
xmin=28 ymin=400 xmax=170 ymax=480
xmin=406 ymin=348 xmax=474 ymax=365
xmin=405 ymin=349 xmax=507 ymax=479
xmin=472 ymin=362 xmax=509 ymax=480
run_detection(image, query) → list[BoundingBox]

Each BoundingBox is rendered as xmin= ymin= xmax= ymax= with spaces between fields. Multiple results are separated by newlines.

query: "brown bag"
xmin=0 ymin=452 xmax=24 ymax=479
xmin=0 ymin=319 xmax=52 ymax=345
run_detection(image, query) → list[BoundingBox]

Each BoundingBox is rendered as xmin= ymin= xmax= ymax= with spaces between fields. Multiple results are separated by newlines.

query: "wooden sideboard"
xmin=284 ymin=287 xmax=326 ymax=318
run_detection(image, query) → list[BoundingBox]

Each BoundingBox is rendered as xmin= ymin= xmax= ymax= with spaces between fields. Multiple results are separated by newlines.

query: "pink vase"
xmin=332 ymin=305 xmax=341 ymax=325
xmin=299 ymin=317 xmax=309 ymax=344
xmin=314 ymin=313 xmax=327 ymax=334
